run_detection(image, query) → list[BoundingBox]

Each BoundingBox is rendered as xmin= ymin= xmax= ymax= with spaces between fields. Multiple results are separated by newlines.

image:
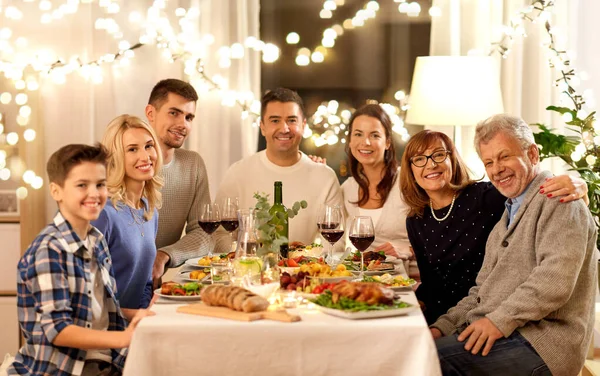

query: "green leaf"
xmin=300 ymin=200 xmax=308 ymax=209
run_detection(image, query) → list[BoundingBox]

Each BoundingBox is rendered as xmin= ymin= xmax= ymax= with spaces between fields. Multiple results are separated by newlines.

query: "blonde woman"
xmin=92 ymin=115 xmax=163 ymax=310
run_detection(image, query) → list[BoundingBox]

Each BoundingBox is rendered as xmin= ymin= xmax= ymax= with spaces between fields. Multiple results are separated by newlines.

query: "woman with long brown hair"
xmin=342 ymin=104 xmax=412 ymax=266
xmin=400 ymin=129 xmax=587 ymax=324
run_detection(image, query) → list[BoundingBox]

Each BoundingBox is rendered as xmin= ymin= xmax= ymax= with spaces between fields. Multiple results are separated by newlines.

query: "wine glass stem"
xmin=360 ymin=251 xmax=364 ymax=279
xmin=230 ymin=231 xmax=236 ymax=253
xmin=328 ymin=242 xmax=333 ymax=265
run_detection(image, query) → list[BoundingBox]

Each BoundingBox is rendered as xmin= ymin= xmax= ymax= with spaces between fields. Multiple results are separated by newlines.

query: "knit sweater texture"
xmin=92 ymin=199 xmax=157 ymax=309
xmin=213 ymin=151 xmax=343 ymax=253
xmin=156 ymin=148 xmax=214 ymax=267
xmin=432 ymin=171 xmax=598 ymax=376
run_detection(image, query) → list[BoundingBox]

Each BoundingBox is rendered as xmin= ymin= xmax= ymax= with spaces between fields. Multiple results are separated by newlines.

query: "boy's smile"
xmin=50 ymin=161 xmax=108 ymax=239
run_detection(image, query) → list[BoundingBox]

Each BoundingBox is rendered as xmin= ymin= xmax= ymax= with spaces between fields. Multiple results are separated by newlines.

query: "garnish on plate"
xmin=160 ymin=281 xmax=202 ymax=296
xmin=312 ymin=283 xmax=410 ymax=312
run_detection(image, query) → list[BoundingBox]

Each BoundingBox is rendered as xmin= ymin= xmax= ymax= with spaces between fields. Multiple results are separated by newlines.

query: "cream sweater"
xmin=156 ymin=148 xmax=214 ymax=267
xmin=432 ymin=171 xmax=598 ymax=376
xmin=341 ymin=171 xmax=411 ymax=258
xmin=213 ymin=151 xmax=343 ymax=253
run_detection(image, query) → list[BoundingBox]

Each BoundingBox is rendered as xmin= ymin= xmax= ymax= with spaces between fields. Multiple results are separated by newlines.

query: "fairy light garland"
xmin=0 ymin=0 xmax=278 ymax=195
xmin=305 ymin=99 xmax=410 ymax=148
xmin=491 ymin=0 xmax=596 ymax=164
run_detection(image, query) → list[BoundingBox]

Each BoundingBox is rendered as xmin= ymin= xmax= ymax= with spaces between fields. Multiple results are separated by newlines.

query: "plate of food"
xmin=298 ymin=262 xmax=354 ymax=281
xmin=184 ymin=253 xmax=234 ymax=268
xmin=311 ymin=282 xmax=417 ymax=319
xmin=288 ymin=242 xmax=325 ymax=258
xmin=357 ymin=274 xmax=417 ymax=291
xmin=155 ymin=281 xmax=203 ymax=301
xmin=345 ymin=250 xmax=387 ymax=263
xmin=176 ymin=270 xmax=211 ymax=283
xmin=343 ymin=260 xmax=396 ymax=275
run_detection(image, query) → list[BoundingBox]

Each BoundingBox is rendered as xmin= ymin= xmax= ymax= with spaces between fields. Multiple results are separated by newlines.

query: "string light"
xmin=307 ymin=99 xmax=410 ymax=148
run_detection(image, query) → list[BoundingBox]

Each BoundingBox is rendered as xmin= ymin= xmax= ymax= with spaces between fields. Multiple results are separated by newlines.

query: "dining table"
xmin=123 ymin=288 xmax=442 ymax=376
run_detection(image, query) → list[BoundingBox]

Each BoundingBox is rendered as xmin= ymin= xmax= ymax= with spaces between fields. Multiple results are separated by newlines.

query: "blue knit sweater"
xmin=92 ymin=199 xmax=158 ymax=309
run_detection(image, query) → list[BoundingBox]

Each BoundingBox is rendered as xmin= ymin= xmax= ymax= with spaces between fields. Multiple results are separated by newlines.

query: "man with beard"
xmin=145 ymin=79 xmax=214 ymax=286
xmin=213 ymin=88 xmax=342 ymax=254
xmin=430 ymin=114 xmax=597 ymax=376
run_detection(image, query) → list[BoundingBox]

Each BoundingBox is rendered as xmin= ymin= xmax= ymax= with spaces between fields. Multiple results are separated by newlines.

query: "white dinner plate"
xmin=314 ymin=303 xmax=417 ymax=319
xmin=184 ymin=257 xmax=214 ymax=268
xmin=176 ymin=270 xmax=211 ymax=283
xmin=153 ymin=288 xmax=202 ymax=301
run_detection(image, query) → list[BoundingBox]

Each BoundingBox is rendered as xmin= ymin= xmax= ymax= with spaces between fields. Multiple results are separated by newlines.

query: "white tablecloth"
xmin=123 ymin=292 xmax=441 ymax=376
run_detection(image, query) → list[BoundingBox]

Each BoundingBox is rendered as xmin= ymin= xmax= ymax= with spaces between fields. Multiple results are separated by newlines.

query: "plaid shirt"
xmin=8 ymin=212 xmax=128 ymax=376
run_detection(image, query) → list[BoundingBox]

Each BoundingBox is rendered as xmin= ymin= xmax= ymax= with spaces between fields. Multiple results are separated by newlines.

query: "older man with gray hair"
xmin=430 ymin=114 xmax=597 ymax=376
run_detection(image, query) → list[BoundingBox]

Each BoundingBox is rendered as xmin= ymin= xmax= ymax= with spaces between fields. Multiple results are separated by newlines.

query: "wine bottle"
xmin=269 ymin=181 xmax=289 ymax=258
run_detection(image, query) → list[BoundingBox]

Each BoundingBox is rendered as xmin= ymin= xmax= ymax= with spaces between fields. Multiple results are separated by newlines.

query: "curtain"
xmin=0 ymin=0 xmax=259 ymax=220
xmin=428 ymin=0 xmax=583 ymax=176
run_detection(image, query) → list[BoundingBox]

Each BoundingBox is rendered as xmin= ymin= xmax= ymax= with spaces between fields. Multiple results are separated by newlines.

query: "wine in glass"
xmin=349 ymin=216 xmax=375 ymax=279
xmin=318 ymin=205 xmax=344 ymax=265
xmin=220 ymin=197 xmax=239 ymax=252
xmin=199 ymin=203 xmax=221 ymax=256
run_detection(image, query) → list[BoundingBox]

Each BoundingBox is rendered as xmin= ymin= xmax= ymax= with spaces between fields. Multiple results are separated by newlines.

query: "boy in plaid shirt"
xmin=8 ymin=144 xmax=152 ymax=376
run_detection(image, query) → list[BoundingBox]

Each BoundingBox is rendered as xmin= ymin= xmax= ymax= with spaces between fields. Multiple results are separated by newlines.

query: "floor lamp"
xmin=405 ymin=56 xmax=505 ymax=174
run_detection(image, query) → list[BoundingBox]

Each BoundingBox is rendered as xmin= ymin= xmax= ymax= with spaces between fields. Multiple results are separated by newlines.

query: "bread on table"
xmin=201 ymin=285 xmax=269 ymax=313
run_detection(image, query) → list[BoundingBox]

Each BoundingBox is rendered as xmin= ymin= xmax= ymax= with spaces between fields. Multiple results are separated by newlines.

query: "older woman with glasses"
xmin=400 ymin=130 xmax=588 ymax=324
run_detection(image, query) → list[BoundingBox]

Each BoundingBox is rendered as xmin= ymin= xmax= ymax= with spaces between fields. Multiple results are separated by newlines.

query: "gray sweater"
xmin=156 ymin=148 xmax=214 ymax=267
xmin=432 ymin=171 xmax=598 ymax=376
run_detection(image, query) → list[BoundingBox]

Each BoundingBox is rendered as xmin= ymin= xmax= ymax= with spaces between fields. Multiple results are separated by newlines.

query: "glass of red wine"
xmin=349 ymin=216 xmax=375 ymax=279
xmin=199 ymin=203 xmax=221 ymax=256
xmin=318 ymin=205 xmax=344 ymax=265
xmin=220 ymin=197 xmax=239 ymax=251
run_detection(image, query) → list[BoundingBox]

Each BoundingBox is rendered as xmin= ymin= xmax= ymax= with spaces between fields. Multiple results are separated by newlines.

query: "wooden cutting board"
xmin=177 ymin=303 xmax=301 ymax=323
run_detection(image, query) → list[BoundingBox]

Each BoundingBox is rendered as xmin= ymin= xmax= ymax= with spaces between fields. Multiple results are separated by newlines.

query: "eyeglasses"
xmin=410 ymin=150 xmax=450 ymax=167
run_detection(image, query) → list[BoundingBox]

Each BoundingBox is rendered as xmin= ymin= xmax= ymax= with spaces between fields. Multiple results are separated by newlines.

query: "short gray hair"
xmin=474 ymin=114 xmax=535 ymax=157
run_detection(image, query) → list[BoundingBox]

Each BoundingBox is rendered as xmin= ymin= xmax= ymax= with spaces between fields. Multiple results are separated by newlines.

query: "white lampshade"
xmin=405 ymin=56 xmax=504 ymax=126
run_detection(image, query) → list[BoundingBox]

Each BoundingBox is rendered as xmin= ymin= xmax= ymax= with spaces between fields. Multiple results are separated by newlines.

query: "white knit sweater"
xmin=213 ymin=151 xmax=343 ymax=253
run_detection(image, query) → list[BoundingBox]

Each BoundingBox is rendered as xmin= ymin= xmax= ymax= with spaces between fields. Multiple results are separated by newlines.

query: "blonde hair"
xmin=102 ymin=114 xmax=163 ymax=220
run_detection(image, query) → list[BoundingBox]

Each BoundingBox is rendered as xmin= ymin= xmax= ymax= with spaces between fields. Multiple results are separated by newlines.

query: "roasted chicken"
xmin=330 ymin=282 xmax=395 ymax=306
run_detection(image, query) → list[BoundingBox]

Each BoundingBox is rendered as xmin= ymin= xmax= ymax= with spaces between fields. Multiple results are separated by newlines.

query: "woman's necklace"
xmin=128 ymin=205 xmax=145 ymax=237
xmin=430 ymin=193 xmax=457 ymax=222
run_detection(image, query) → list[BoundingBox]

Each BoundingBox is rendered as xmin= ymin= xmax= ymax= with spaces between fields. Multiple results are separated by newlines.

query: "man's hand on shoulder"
xmin=458 ymin=317 xmax=503 ymax=356
xmin=308 ymin=155 xmax=327 ymax=165
xmin=152 ymin=251 xmax=170 ymax=289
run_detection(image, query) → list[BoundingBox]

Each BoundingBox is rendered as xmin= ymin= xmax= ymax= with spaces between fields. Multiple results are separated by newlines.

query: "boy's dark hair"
xmin=148 ymin=79 xmax=199 ymax=110
xmin=261 ymin=88 xmax=306 ymax=119
xmin=47 ymin=144 xmax=109 ymax=186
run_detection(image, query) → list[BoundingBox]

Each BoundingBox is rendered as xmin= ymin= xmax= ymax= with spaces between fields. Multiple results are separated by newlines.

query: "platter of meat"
xmin=311 ymin=282 xmax=417 ymax=319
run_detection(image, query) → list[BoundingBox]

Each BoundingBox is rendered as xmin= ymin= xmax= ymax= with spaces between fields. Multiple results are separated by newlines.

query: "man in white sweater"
xmin=213 ymin=88 xmax=343 ymax=254
xmin=145 ymin=79 xmax=214 ymax=285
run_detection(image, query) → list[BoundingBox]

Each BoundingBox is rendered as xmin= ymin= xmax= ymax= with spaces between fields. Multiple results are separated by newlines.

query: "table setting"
xmin=127 ymin=199 xmax=439 ymax=375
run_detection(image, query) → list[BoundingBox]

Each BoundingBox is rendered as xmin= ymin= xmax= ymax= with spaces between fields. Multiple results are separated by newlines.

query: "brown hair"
xmin=261 ymin=88 xmax=306 ymax=119
xmin=345 ymin=104 xmax=398 ymax=207
xmin=148 ymin=78 xmax=198 ymax=110
xmin=47 ymin=144 xmax=109 ymax=186
xmin=400 ymin=130 xmax=475 ymax=217
xmin=102 ymin=115 xmax=163 ymax=220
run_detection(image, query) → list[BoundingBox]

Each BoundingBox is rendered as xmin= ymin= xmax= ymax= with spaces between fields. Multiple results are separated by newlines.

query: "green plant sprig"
xmin=252 ymin=192 xmax=307 ymax=255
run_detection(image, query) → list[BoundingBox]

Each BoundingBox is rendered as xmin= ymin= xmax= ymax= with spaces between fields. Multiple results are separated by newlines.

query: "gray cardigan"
xmin=432 ymin=171 xmax=598 ymax=376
